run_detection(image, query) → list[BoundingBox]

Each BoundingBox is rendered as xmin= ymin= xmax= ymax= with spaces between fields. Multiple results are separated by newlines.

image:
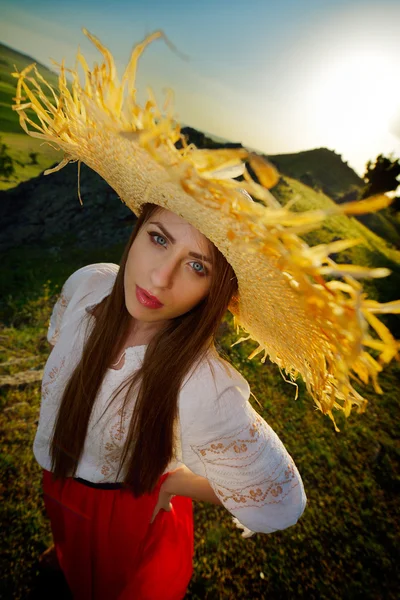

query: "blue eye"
xmin=149 ymin=232 xmax=167 ymax=247
xmin=148 ymin=231 xmax=208 ymax=276
xmin=155 ymin=235 xmax=167 ymax=246
xmin=190 ymin=261 xmax=205 ymax=275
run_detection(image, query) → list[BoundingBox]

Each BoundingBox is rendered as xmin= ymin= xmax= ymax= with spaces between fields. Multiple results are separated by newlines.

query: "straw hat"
xmin=12 ymin=28 xmax=400 ymax=430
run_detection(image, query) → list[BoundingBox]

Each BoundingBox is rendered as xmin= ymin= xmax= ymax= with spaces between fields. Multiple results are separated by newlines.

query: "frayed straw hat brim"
xmin=12 ymin=28 xmax=400 ymax=430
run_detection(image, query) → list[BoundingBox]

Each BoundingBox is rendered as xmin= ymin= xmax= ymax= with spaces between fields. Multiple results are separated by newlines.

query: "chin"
xmin=128 ymin=299 xmax=157 ymax=321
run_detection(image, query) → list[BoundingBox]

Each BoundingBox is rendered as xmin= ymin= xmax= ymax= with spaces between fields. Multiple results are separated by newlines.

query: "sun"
xmin=299 ymin=45 xmax=400 ymax=173
xmin=311 ymin=49 xmax=398 ymax=136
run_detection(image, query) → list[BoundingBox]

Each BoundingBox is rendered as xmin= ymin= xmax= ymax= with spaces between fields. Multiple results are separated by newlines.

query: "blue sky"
xmin=1 ymin=0 xmax=400 ymax=177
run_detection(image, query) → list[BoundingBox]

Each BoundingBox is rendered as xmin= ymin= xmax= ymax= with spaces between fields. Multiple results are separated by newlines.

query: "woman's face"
xmin=124 ymin=207 xmax=213 ymax=331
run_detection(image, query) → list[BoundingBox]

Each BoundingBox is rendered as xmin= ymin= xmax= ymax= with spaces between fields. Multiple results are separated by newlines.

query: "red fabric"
xmin=42 ymin=469 xmax=194 ymax=599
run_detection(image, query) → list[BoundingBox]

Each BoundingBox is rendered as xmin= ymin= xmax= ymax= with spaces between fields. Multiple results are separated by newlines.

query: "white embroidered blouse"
xmin=35 ymin=262 xmax=307 ymax=536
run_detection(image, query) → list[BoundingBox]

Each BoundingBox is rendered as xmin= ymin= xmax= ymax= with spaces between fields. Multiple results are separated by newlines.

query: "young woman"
xmin=37 ymin=202 xmax=307 ymax=599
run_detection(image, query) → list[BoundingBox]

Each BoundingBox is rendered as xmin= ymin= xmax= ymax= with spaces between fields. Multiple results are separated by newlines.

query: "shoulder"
xmin=55 ymin=262 xmax=120 ymax=324
xmin=47 ymin=263 xmax=119 ymax=345
xmin=63 ymin=262 xmax=119 ymax=294
xmin=179 ymin=347 xmax=250 ymax=427
xmin=60 ymin=262 xmax=119 ymax=306
xmin=182 ymin=347 xmax=249 ymax=397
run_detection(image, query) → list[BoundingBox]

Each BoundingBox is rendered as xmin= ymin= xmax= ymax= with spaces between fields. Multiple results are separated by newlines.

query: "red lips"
xmin=135 ymin=285 xmax=164 ymax=309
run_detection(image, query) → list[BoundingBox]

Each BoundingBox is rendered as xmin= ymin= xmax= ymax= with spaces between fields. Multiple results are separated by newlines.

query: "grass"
xmin=277 ymin=176 xmax=400 ymax=264
xmin=1 ymin=230 xmax=399 ymax=599
xmin=0 ymin=133 xmax=62 ymax=191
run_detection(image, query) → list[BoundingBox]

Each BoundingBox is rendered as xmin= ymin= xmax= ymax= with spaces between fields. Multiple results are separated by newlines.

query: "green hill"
xmin=0 ymin=43 xmax=64 ymax=190
xmin=268 ymin=147 xmax=364 ymax=202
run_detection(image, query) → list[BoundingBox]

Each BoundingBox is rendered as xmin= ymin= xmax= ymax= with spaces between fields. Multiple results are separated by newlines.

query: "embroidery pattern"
xmin=197 ymin=415 xmax=264 ymax=464
xmin=48 ymin=292 xmax=68 ymax=344
xmin=212 ymin=461 xmax=298 ymax=508
xmin=42 ymin=356 xmax=66 ymax=400
xmin=190 ymin=411 xmax=299 ymax=509
xmin=100 ymin=406 xmax=129 ymax=480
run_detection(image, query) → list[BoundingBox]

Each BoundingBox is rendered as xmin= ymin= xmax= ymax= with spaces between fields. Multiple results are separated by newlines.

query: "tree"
xmin=361 ymin=153 xmax=400 ymax=199
xmin=0 ymin=136 xmax=15 ymax=179
xmin=29 ymin=152 xmax=39 ymax=165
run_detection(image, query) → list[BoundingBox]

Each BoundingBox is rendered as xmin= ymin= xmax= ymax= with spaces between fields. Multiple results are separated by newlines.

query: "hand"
xmin=150 ymin=483 xmax=175 ymax=524
xmin=232 ymin=517 xmax=256 ymax=538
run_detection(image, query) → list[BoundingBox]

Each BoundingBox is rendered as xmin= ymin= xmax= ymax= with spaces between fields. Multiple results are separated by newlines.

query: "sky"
xmin=1 ymin=0 xmax=400 ymax=178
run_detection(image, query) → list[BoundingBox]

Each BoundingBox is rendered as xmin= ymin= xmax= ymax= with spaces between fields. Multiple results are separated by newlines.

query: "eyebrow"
xmin=149 ymin=221 xmax=213 ymax=264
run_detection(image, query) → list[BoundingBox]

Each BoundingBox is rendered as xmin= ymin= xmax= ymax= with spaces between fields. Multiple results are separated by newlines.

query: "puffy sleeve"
xmin=47 ymin=263 xmax=117 ymax=345
xmin=180 ymin=380 xmax=307 ymax=537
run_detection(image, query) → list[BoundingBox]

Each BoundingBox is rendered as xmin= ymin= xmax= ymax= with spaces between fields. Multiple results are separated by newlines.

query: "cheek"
xmin=127 ymin=240 xmax=146 ymax=274
xmin=180 ymin=279 xmax=210 ymax=308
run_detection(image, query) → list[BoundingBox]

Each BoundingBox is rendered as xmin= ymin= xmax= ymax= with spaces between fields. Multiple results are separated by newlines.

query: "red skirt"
xmin=42 ymin=469 xmax=194 ymax=600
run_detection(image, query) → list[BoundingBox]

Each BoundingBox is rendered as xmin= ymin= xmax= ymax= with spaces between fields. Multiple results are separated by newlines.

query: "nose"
xmin=150 ymin=255 xmax=178 ymax=290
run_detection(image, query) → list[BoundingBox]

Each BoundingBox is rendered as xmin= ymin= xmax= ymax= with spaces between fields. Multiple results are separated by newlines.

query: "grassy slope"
xmin=0 ymin=132 xmax=62 ymax=191
xmin=274 ymin=177 xmax=400 ymax=321
xmin=268 ymin=149 xmax=400 ymax=250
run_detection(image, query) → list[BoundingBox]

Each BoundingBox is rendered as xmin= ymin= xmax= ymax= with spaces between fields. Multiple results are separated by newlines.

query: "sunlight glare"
xmin=309 ymin=49 xmax=400 ymax=143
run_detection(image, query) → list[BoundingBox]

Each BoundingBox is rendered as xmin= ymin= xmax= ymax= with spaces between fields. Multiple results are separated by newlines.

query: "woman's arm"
xmin=162 ymin=464 xmax=222 ymax=505
xmin=151 ymin=465 xmax=222 ymax=523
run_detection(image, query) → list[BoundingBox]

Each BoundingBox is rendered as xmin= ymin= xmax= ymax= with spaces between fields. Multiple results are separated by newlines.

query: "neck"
xmin=126 ymin=317 xmax=168 ymax=345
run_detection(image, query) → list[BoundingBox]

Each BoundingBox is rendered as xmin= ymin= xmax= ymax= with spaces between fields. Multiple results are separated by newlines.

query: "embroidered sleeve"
xmin=183 ymin=386 xmax=307 ymax=536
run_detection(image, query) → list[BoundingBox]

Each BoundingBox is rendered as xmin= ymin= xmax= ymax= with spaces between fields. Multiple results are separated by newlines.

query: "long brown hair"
xmin=50 ymin=203 xmax=238 ymax=496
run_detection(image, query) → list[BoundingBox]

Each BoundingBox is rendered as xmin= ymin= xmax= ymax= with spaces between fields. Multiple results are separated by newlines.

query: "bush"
xmin=0 ymin=136 xmax=15 ymax=179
